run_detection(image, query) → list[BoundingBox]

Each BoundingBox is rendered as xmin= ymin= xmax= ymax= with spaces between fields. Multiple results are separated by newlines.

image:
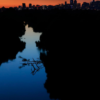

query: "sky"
xmin=0 ymin=0 xmax=98 ymax=8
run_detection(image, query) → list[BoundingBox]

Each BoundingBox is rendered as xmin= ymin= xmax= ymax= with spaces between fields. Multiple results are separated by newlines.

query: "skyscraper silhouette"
xmin=65 ymin=1 xmax=67 ymax=5
xmin=93 ymin=0 xmax=95 ymax=2
xmin=22 ymin=3 xmax=26 ymax=8
xmin=93 ymin=0 xmax=95 ymax=7
xmin=29 ymin=3 xmax=32 ymax=8
xmin=70 ymin=0 xmax=73 ymax=5
xmin=74 ymin=0 xmax=77 ymax=5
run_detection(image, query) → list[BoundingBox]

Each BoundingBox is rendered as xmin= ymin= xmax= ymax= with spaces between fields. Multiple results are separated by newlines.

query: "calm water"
xmin=0 ymin=24 xmax=55 ymax=100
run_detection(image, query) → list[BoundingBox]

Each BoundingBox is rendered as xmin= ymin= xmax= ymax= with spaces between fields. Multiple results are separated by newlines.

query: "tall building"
xmin=70 ymin=0 xmax=73 ymax=5
xmin=93 ymin=0 xmax=95 ymax=2
xmin=65 ymin=1 xmax=67 ymax=5
xmin=22 ymin=3 xmax=26 ymax=8
xmin=74 ymin=0 xmax=77 ymax=5
xmin=73 ymin=0 xmax=77 ymax=9
xmin=77 ymin=3 xmax=81 ymax=9
xmin=29 ymin=3 xmax=32 ymax=8
xmin=93 ymin=0 xmax=95 ymax=6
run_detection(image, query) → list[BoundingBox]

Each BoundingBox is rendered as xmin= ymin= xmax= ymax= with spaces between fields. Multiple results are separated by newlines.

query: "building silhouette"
xmin=73 ymin=0 xmax=77 ymax=9
xmin=77 ymin=3 xmax=81 ymax=9
xmin=42 ymin=5 xmax=47 ymax=10
xmin=93 ymin=0 xmax=95 ymax=3
xmin=22 ymin=3 xmax=26 ymax=9
xmin=29 ymin=3 xmax=32 ymax=8
xmin=92 ymin=0 xmax=95 ymax=7
xmin=65 ymin=1 xmax=67 ymax=5
xmin=82 ymin=2 xmax=89 ymax=10
xmin=95 ymin=1 xmax=100 ymax=10
xmin=74 ymin=0 xmax=77 ymax=5
xmin=70 ymin=0 xmax=73 ymax=5
xmin=12 ymin=0 xmax=100 ymax=11
xmin=89 ymin=0 xmax=97 ymax=10
xmin=18 ymin=6 xmax=22 ymax=8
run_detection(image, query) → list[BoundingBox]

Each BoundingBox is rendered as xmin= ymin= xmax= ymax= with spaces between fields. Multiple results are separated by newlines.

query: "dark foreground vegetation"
xmin=0 ymin=8 xmax=25 ymax=65
xmin=0 ymin=8 xmax=99 ymax=99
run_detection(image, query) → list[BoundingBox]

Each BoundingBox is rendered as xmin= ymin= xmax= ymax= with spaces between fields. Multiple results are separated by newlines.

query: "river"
xmin=0 ymin=24 xmax=55 ymax=100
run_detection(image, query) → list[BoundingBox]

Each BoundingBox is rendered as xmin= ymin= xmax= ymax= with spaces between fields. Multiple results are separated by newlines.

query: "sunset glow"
xmin=0 ymin=0 xmax=98 ymax=8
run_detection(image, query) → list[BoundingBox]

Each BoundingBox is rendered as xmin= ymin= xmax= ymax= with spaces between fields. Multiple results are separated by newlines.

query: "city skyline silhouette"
xmin=0 ymin=0 xmax=99 ymax=8
xmin=0 ymin=0 xmax=100 ymax=11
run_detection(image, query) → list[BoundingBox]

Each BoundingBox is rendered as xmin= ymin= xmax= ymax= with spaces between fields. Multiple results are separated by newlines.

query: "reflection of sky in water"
xmin=0 ymin=24 xmax=55 ymax=100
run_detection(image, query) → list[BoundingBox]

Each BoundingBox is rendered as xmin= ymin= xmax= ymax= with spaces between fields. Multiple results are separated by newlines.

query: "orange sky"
xmin=0 ymin=0 xmax=98 ymax=8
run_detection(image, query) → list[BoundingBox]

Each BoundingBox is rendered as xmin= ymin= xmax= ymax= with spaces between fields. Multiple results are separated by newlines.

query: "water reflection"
xmin=19 ymin=56 xmax=43 ymax=75
xmin=0 ymin=24 xmax=54 ymax=100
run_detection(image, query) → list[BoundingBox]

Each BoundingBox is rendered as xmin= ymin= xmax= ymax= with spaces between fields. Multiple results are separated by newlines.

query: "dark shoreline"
xmin=0 ymin=8 xmax=98 ymax=99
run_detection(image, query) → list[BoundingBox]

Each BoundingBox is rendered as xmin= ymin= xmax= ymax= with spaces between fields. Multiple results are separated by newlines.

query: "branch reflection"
xmin=19 ymin=56 xmax=44 ymax=75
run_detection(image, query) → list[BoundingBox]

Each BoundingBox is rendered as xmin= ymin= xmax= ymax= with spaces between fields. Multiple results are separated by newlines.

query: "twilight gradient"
xmin=0 ymin=0 xmax=97 ymax=8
